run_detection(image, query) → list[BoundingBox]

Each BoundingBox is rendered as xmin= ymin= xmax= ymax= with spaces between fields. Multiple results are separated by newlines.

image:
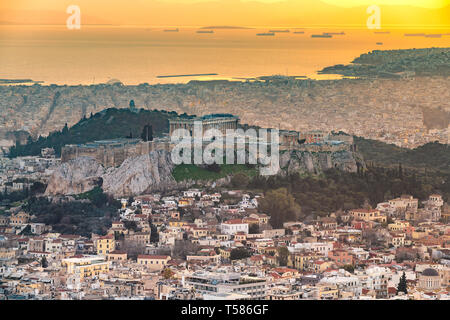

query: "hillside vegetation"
xmin=355 ymin=137 xmax=450 ymax=173
xmin=8 ymin=108 xmax=192 ymax=157
xmin=172 ymin=164 xmax=257 ymax=182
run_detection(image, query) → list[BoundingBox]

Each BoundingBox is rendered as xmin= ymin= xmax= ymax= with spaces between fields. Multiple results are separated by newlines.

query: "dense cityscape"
xmin=0 ymin=112 xmax=449 ymax=300
xmin=1 ymin=0 xmax=449 ymax=307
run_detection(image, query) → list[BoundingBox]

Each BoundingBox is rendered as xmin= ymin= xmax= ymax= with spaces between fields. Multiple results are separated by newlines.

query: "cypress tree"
xmin=41 ymin=256 xmax=48 ymax=268
xmin=397 ymin=271 xmax=408 ymax=294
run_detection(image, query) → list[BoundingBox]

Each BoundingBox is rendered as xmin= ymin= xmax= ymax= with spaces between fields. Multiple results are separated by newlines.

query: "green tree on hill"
xmin=8 ymin=108 xmax=177 ymax=158
xmin=141 ymin=124 xmax=153 ymax=142
xmin=258 ymin=188 xmax=302 ymax=228
xmin=231 ymin=172 xmax=250 ymax=188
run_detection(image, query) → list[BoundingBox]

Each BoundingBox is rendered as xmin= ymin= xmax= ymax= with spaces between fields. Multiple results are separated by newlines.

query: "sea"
xmin=0 ymin=25 xmax=449 ymax=85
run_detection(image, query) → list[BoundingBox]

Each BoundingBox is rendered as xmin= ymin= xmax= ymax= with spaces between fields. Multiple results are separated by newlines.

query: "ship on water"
xmin=256 ymin=32 xmax=275 ymax=36
xmin=311 ymin=33 xmax=332 ymax=38
xmin=197 ymin=30 xmax=214 ymax=34
xmin=404 ymin=33 xmax=425 ymax=37
xmin=164 ymin=28 xmax=179 ymax=32
xmin=269 ymin=29 xmax=290 ymax=33
xmin=293 ymin=31 xmax=305 ymax=34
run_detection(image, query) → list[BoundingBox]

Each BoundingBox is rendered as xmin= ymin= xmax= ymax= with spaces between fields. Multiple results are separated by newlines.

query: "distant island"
xmin=0 ymin=79 xmax=43 ymax=84
xmin=319 ymin=47 xmax=450 ymax=78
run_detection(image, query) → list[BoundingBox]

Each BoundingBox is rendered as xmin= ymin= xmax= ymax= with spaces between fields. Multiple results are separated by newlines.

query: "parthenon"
xmin=169 ymin=114 xmax=240 ymax=136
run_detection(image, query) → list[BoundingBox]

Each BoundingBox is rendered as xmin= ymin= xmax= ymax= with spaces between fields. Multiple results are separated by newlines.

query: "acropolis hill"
xmin=60 ymin=114 xmax=358 ymax=169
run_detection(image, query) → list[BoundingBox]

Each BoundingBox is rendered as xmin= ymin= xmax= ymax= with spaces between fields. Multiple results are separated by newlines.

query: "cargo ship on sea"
xmin=269 ymin=29 xmax=290 ymax=33
xmin=196 ymin=30 xmax=214 ymax=34
xmin=404 ymin=33 xmax=425 ymax=37
xmin=311 ymin=33 xmax=332 ymax=38
xmin=256 ymin=32 xmax=275 ymax=36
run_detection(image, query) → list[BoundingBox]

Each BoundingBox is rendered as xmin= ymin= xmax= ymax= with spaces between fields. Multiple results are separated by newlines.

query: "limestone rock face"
xmin=45 ymin=156 xmax=105 ymax=195
xmin=45 ymin=148 xmax=363 ymax=197
xmin=279 ymin=150 xmax=360 ymax=175
xmin=45 ymin=151 xmax=175 ymax=197
xmin=102 ymin=150 xmax=176 ymax=196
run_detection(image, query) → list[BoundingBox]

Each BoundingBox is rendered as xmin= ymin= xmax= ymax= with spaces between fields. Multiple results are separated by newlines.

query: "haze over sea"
xmin=0 ymin=25 xmax=449 ymax=85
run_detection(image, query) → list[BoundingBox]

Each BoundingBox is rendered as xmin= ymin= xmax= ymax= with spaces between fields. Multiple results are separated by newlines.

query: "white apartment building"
xmin=220 ymin=219 xmax=249 ymax=235
xmin=289 ymin=242 xmax=334 ymax=256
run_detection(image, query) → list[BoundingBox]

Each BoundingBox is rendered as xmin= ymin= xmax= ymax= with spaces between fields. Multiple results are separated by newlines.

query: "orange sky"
xmin=0 ymin=0 xmax=449 ymax=27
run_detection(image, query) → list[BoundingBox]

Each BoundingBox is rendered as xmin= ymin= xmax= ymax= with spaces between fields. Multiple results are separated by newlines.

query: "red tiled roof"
xmin=137 ymin=254 xmax=170 ymax=260
xmin=223 ymin=219 xmax=245 ymax=224
xmin=350 ymin=209 xmax=379 ymax=213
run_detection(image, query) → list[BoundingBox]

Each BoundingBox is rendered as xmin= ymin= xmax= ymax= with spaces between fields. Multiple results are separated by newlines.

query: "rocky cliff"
xmin=45 ymin=149 xmax=365 ymax=197
xmin=45 ymin=150 xmax=175 ymax=197
xmin=279 ymin=149 xmax=364 ymax=175
xmin=102 ymin=151 xmax=176 ymax=196
xmin=45 ymin=157 xmax=104 ymax=195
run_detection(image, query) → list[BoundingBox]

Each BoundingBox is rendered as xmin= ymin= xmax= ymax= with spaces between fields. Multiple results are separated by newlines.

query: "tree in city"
xmin=122 ymin=240 xmax=146 ymax=261
xmin=343 ymin=264 xmax=355 ymax=273
xmin=41 ymin=256 xmax=48 ymax=268
xmin=230 ymin=247 xmax=251 ymax=260
xmin=397 ymin=272 xmax=408 ymax=294
xmin=277 ymin=247 xmax=289 ymax=266
xmin=258 ymin=188 xmax=302 ymax=228
xmin=162 ymin=268 xmax=175 ymax=279
xmin=172 ymin=240 xmax=199 ymax=260
xmin=248 ymin=224 xmax=260 ymax=234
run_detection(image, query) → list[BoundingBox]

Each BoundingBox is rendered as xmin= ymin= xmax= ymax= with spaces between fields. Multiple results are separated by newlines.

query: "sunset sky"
xmin=0 ymin=0 xmax=449 ymax=27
